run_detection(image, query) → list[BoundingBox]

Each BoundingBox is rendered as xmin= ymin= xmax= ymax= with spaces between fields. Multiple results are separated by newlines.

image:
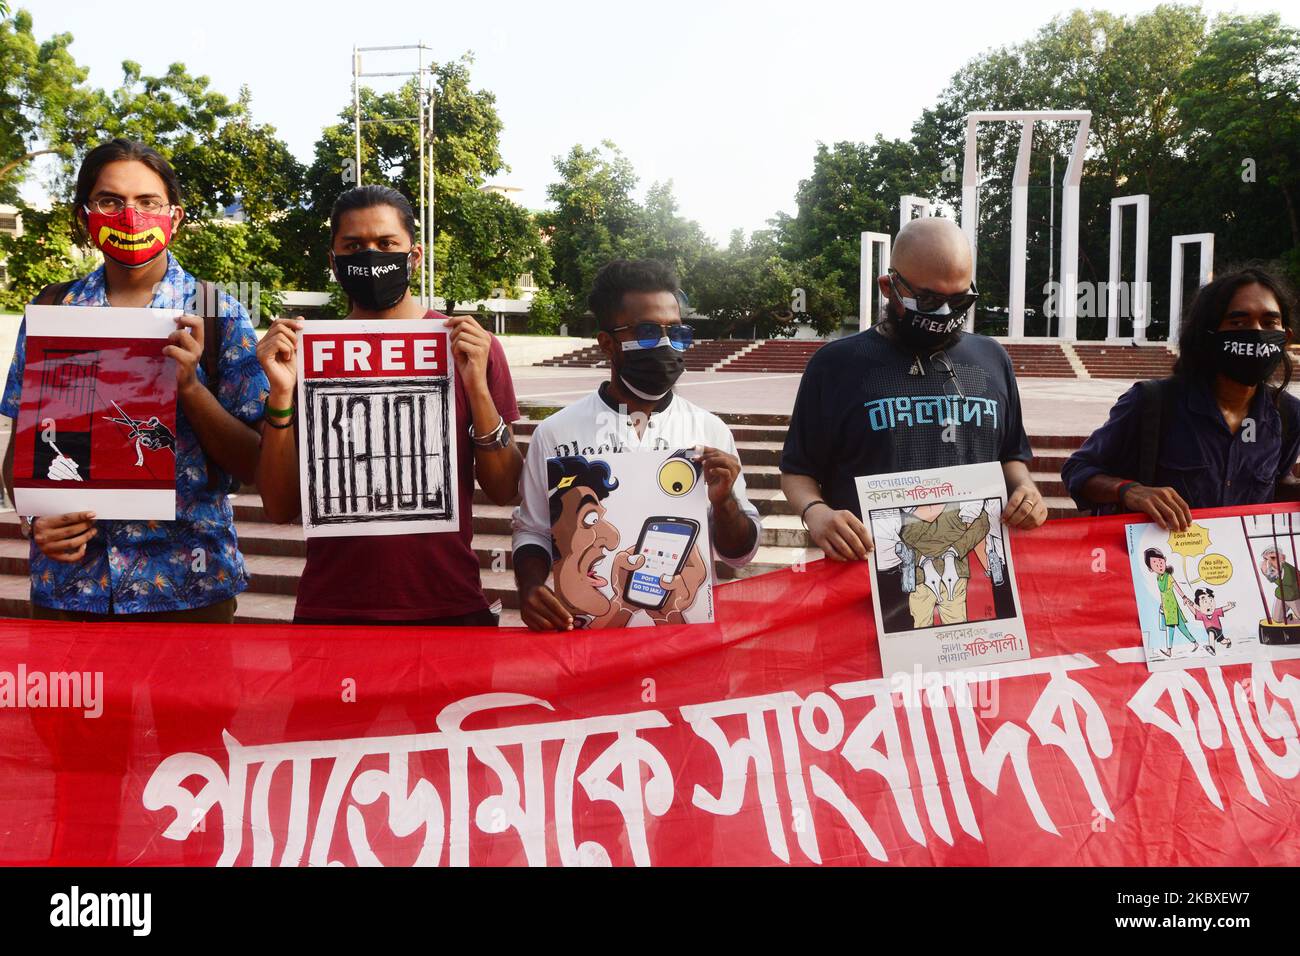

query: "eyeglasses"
xmin=84 ymin=197 xmax=172 ymax=216
xmin=931 ymin=350 xmax=967 ymax=401
xmin=609 ymin=322 xmax=694 ymax=352
xmin=889 ymin=269 xmax=979 ymax=316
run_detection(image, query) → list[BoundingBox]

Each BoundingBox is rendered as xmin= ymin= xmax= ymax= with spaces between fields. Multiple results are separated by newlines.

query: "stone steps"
xmin=0 ymin=405 xmax=1096 ymax=623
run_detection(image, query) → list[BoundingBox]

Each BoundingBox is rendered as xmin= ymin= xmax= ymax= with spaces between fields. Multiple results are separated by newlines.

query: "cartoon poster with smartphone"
xmin=859 ymin=461 xmax=1028 ymax=678
xmin=1125 ymin=510 xmax=1300 ymax=672
xmin=545 ymin=449 xmax=714 ymax=629
xmin=12 ymin=305 xmax=179 ymax=521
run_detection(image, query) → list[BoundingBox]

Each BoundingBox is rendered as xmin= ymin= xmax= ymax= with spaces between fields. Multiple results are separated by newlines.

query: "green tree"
xmin=295 ymin=58 xmax=549 ymax=308
xmin=1176 ymin=13 xmax=1300 ymax=285
xmin=526 ymin=285 xmax=574 ymax=335
xmin=778 ymin=137 xmax=941 ymax=320
xmin=633 ymin=180 xmax=714 ymax=281
xmin=911 ymin=4 xmax=1212 ymax=337
xmin=0 ymin=204 xmax=95 ymax=309
xmin=539 ymin=141 xmax=642 ymax=310
xmin=0 ymin=9 xmax=96 ymax=201
xmin=690 ymin=229 xmax=845 ymax=337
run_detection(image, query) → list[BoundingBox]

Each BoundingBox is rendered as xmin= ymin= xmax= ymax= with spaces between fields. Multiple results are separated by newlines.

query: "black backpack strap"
xmin=1136 ymin=378 xmax=1167 ymax=488
xmin=193 ymin=279 xmax=229 ymax=492
xmin=1273 ymin=384 xmax=1298 ymax=480
xmin=1276 ymin=385 xmax=1297 ymax=451
xmin=33 ymin=279 xmax=77 ymax=306
xmin=196 ymin=279 xmax=222 ymax=398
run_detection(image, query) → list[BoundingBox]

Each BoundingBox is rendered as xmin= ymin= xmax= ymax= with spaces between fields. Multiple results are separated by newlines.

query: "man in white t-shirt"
xmin=512 ymin=259 xmax=761 ymax=630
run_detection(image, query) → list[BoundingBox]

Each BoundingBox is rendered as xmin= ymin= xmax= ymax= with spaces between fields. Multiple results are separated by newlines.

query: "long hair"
xmin=1173 ymin=265 xmax=1296 ymax=403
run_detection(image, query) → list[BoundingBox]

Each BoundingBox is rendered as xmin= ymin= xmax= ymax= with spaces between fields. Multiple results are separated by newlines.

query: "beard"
xmin=879 ymin=295 xmax=962 ymax=353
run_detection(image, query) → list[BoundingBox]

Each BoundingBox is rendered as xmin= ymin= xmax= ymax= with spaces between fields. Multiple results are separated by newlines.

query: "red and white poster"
xmin=295 ymin=319 xmax=458 ymax=538
xmin=1 ymin=503 xmax=1299 ymax=867
xmin=12 ymin=305 xmax=178 ymax=521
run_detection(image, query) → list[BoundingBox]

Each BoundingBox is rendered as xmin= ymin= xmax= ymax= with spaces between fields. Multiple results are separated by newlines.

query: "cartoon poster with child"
xmin=1125 ymin=511 xmax=1300 ymax=671
xmin=544 ymin=449 xmax=714 ymax=629
xmin=858 ymin=461 xmax=1028 ymax=678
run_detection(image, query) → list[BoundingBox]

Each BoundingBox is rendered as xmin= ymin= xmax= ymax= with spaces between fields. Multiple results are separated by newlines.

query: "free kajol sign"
xmin=295 ymin=319 xmax=458 ymax=538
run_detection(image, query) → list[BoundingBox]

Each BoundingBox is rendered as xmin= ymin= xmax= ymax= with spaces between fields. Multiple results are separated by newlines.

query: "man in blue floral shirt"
xmin=0 ymin=140 xmax=268 ymax=622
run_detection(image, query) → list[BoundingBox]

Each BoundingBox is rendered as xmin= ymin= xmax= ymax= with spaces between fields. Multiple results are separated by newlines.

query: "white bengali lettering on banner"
xmin=141 ymin=651 xmax=1300 ymax=866
xmin=1115 ymin=650 xmax=1300 ymax=810
xmin=143 ymin=694 xmax=673 ymax=867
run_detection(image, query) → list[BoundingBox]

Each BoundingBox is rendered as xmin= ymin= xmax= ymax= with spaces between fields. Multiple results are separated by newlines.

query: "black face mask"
xmin=887 ymin=295 xmax=965 ymax=352
xmin=616 ymin=345 xmax=685 ymax=401
xmin=332 ymin=250 xmax=412 ymax=311
xmin=1212 ymin=329 xmax=1287 ymax=386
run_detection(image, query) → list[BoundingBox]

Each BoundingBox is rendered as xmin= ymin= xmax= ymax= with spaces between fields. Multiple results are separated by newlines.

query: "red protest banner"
xmin=0 ymin=503 xmax=1297 ymax=867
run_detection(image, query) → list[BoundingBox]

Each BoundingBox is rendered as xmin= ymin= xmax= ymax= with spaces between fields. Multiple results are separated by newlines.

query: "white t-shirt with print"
xmin=511 ymin=386 xmax=762 ymax=568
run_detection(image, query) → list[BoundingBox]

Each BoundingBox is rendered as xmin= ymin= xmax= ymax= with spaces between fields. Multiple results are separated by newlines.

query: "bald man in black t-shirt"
xmin=781 ymin=217 xmax=1048 ymax=562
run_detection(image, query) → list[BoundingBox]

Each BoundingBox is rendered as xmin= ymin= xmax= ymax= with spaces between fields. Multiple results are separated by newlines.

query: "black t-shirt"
xmin=781 ymin=328 xmax=1032 ymax=518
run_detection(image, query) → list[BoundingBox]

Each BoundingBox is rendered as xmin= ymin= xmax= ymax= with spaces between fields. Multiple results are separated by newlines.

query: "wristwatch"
xmin=470 ymin=417 xmax=511 ymax=451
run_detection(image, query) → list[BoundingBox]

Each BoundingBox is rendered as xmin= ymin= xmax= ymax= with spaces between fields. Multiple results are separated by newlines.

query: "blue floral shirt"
xmin=1 ymin=253 xmax=270 ymax=613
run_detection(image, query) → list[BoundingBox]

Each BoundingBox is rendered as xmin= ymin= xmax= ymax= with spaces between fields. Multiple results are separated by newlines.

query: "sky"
xmin=18 ymin=0 xmax=1297 ymax=243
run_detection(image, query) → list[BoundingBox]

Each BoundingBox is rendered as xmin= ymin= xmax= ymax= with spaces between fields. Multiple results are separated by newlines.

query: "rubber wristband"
xmin=264 ymin=415 xmax=295 ymax=430
xmin=800 ymin=499 xmax=829 ymax=528
xmin=265 ymin=405 xmax=295 ymax=418
xmin=1116 ymin=481 xmax=1139 ymax=508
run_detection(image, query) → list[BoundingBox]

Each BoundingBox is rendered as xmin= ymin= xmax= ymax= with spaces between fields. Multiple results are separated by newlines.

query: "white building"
xmin=0 ymin=205 xmax=22 ymax=288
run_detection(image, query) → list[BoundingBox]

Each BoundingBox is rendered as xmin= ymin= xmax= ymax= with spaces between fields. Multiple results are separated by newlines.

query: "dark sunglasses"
xmin=889 ymin=269 xmax=979 ymax=315
xmin=609 ymin=322 xmax=695 ymax=352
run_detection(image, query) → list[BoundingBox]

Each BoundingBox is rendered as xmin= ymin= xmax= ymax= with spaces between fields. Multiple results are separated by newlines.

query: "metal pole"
xmin=352 ymin=46 xmax=362 ymax=187
xmin=417 ymin=44 xmax=426 ymax=305
xmin=434 ymin=88 xmax=444 ymax=303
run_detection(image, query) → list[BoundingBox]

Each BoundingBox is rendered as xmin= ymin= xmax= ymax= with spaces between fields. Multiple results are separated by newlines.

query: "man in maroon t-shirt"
xmin=255 ymin=185 xmax=522 ymax=625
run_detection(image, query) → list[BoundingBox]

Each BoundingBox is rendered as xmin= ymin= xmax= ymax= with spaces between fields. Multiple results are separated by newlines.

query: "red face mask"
xmin=86 ymin=206 xmax=174 ymax=267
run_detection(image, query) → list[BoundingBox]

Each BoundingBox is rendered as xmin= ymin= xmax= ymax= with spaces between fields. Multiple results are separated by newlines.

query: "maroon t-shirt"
xmin=293 ymin=312 xmax=520 ymax=621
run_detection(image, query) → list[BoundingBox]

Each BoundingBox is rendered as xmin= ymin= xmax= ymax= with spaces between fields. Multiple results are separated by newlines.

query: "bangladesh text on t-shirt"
xmin=780 ymin=327 xmax=1032 ymax=518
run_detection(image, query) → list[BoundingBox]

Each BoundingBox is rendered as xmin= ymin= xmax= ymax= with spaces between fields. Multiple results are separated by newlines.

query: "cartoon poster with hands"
xmin=12 ymin=305 xmax=178 ymax=520
xmin=858 ymin=462 xmax=1028 ymax=677
xmin=1125 ymin=511 xmax=1300 ymax=671
xmin=545 ymin=450 xmax=714 ymax=629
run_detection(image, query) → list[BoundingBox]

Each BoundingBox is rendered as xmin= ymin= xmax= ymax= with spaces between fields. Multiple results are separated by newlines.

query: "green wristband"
xmin=266 ymin=404 xmax=295 ymax=418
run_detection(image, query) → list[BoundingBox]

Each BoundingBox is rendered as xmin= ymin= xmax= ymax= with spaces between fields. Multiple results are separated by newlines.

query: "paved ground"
xmin=512 ymin=365 xmax=1134 ymax=436
xmin=0 ymin=310 xmax=1273 ymax=437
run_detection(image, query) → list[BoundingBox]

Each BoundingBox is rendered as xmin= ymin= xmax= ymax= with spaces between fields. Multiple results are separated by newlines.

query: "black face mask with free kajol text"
xmin=1212 ymin=329 xmax=1287 ymax=386
xmin=888 ymin=298 xmax=965 ymax=353
xmin=332 ymin=250 xmax=412 ymax=311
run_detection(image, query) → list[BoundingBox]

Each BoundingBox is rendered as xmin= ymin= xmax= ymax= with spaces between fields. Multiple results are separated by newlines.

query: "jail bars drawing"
xmin=304 ymin=380 xmax=454 ymax=526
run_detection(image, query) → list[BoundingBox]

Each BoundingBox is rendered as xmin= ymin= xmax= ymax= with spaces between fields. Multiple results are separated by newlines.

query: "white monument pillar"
xmin=859 ymin=231 xmax=892 ymax=332
xmin=1168 ymin=233 xmax=1215 ymax=344
xmin=962 ymin=110 xmax=1091 ymax=339
xmin=1107 ymin=195 xmax=1150 ymax=342
xmin=1007 ymin=120 xmax=1034 ymax=339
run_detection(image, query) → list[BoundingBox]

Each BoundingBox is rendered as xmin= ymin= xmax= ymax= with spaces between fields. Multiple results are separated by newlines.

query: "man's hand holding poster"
xmin=1125 ymin=510 xmax=1300 ymax=671
xmin=544 ymin=449 xmax=714 ymax=629
xmin=295 ymin=320 xmax=458 ymax=538
xmin=859 ymin=462 xmax=1028 ymax=677
xmin=13 ymin=305 xmax=179 ymax=521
